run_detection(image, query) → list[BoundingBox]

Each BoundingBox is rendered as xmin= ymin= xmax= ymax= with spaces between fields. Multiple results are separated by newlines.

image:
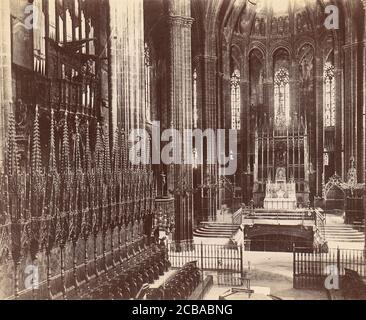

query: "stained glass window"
xmin=274 ymin=68 xmax=290 ymax=127
xmin=231 ymin=70 xmax=241 ymax=130
xmin=324 ymin=62 xmax=335 ymax=127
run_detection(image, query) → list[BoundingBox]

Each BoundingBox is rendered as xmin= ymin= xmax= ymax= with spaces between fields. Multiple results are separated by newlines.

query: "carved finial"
xmin=113 ymin=128 xmax=120 ymax=173
xmin=74 ymin=115 xmax=82 ymax=172
xmin=120 ymin=128 xmax=128 ymax=170
xmin=6 ymin=104 xmax=20 ymax=175
xmin=103 ymin=124 xmax=111 ymax=174
xmin=31 ymin=105 xmax=42 ymax=175
xmin=95 ymin=122 xmax=104 ymax=173
xmin=49 ymin=109 xmax=57 ymax=173
xmin=61 ymin=111 xmax=70 ymax=173
xmin=85 ymin=120 xmax=92 ymax=173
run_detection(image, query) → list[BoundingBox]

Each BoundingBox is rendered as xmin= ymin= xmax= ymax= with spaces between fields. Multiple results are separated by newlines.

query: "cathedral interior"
xmin=0 ymin=0 xmax=366 ymax=301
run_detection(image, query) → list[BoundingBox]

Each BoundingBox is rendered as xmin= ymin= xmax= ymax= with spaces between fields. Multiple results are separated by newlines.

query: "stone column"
xmin=109 ymin=0 xmax=145 ymax=132
xmin=343 ymin=42 xmax=360 ymax=181
xmin=314 ymin=52 xmax=324 ymax=198
xmin=167 ymin=0 xmax=194 ymax=249
xmin=241 ymin=49 xmax=251 ymax=204
xmin=361 ymin=1 xmax=366 ymax=185
xmin=361 ymin=0 xmax=366 ymax=251
xmin=196 ymin=54 xmax=218 ymax=222
xmin=334 ymin=60 xmax=343 ymax=178
xmin=0 ymin=0 xmax=12 ymax=168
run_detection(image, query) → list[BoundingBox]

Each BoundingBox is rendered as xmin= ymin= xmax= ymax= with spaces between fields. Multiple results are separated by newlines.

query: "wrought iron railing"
xmin=167 ymin=242 xmax=243 ymax=273
xmin=293 ymin=247 xmax=366 ymax=289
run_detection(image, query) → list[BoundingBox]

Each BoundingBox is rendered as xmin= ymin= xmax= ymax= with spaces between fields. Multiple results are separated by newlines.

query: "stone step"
xmin=324 ymin=238 xmax=364 ymax=243
xmin=194 ymin=222 xmax=239 ymax=239
xmin=324 ymin=234 xmax=363 ymax=238
xmin=201 ymin=224 xmax=238 ymax=229
xmin=325 ymin=234 xmax=364 ymax=239
xmin=322 ymin=222 xmax=365 ymax=245
xmin=324 ymin=229 xmax=362 ymax=233
xmin=195 ymin=228 xmax=234 ymax=234
xmin=324 ymin=224 xmax=360 ymax=228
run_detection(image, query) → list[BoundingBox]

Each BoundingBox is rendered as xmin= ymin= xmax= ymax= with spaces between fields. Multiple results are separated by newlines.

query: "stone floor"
xmin=202 ymin=251 xmax=328 ymax=300
xmin=192 ymin=210 xmax=365 ymax=300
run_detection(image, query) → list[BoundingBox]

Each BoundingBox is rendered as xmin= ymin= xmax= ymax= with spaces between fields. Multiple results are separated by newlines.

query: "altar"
xmin=263 ymin=167 xmax=297 ymax=210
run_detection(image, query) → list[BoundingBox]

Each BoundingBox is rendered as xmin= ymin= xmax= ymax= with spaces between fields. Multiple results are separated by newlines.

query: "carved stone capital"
xmin=168 ymin=15 xmax=194 ymax=28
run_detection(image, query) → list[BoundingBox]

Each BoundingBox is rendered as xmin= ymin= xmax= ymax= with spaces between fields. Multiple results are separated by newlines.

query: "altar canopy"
xmin=253 ymin=115 xmax=310 ymax=207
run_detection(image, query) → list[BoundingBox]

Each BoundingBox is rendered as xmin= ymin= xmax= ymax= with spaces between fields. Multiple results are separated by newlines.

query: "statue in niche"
xmin=271 ymin=17 xmax=278 ymax=34
xmin=283 ymin=16 xmax=289 ymax=33
xmin=276 ymin=167 xmax=286 ymax=183
xmin=303 ymin=13 xmax=310 ymax=31
xmin=275 ymin=150 xmax=286 ymax=167
xmin=299 ymin=46 xmax=314 ymax=92
xmin=296 ymin=14 xmax=302 ymax=32
xmin=275 ymin=142 xmax=286 ymax=167
xmin=347 ymin=157 xmax=357 ymax=186
xmin=278 ymin=17 xmax=284 ymax=35
xmin=240 ymin=12 xmax=253 ymax=34
xmin=296 ymin=12 xmax=310 ymax=33
xmin=300 ymin=56 xmax=312 ymax=82
xmin=253 ymin=18 xmax=261 ymax=35
xmin=260 ymin=18 xmax=266 ymax=36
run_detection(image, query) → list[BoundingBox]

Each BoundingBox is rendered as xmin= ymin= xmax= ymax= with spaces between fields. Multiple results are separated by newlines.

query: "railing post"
xmin=240 ymin=245 xmax=244 ymax=283
xmin=293 ymin=243 xmax=296 ymax=288
xmin=337 ymin=247 xmax=340 ymax=281
xmin=200 ymin=242 xmax=204 ymax=282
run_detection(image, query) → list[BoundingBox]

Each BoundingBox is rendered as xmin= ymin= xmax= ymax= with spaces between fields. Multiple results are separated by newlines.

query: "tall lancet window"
xmin=74 ymin=0 xmax=79 ymax=41
xmin=193 ymin=69 xmax=198 ymax=129
xmin=49 ymin=0 xmax=56 ymax=40
xmin=80 ymin=10 xmax=86 ymax=53
xmin=144 ymin=43 xmax=152 ymax=123
xmin=274 ymin=68 xmax=290 ymax=126
xmin=88 ymin=19 xmax=95 ymax=55
xmin=33 ymin=0 xmax=46 ymax=74
xmin=66 ymin=9 xmax=73 ymax=41
xmin=231 ymin=70 xmax=241 ymax=130
xmin=323 ymin=62 xmax=335 ymax=127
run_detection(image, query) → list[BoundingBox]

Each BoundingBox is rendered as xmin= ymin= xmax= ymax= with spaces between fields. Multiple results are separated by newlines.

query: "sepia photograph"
xmin=0 ymin=0 xmax=365 ymax=307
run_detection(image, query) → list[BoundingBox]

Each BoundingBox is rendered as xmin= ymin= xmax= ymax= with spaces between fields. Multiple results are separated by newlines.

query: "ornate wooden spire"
xmin=74 ymin=115 xmax=82 ymax=174
xmin=113 ymin=128 xmax=120 ymax=173
xmin=85 ymin=120 xmax=92 ymax=174
xmin=103 ymin=124 xmax=111 ymax=175
xmin=31 ymin=106 xmax=42 ymax=175
xmin=5 ymin=105 xmax=19 ymax=176
xmin=95 ymin=122 xmax=104 ymax=174
xmin=49 ymin=109 xmax=57 ymax=173
xmin=61 ymin=111 xmax=70 ymax=173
